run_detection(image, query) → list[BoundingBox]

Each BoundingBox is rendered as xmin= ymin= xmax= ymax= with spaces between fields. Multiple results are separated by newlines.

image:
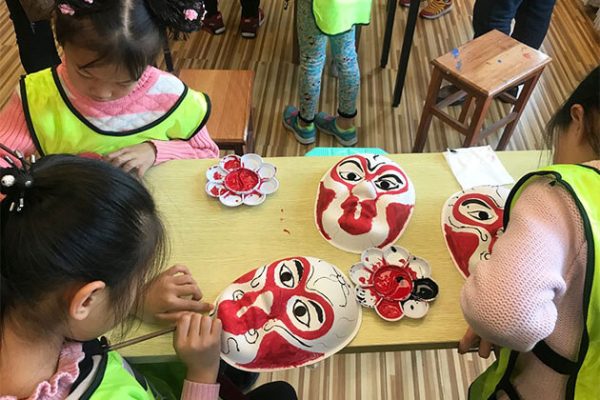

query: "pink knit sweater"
xmin=0 ymin=64 xmax=219 ymax=167
xmin=0 ymin=342 xmax=219 ymax=400
xmin=461 ymin=161 xmax=600 ymax=399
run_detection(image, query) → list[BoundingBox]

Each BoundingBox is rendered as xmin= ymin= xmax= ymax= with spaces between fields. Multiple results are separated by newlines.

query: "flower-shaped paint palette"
xmin=350 ymin=246 xmax=439 ymax=322
xmin=206 ymin=154 xmax=279 ymax=207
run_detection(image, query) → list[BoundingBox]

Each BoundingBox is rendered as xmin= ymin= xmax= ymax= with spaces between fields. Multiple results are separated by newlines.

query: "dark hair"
xmin=0 ymin=155 xmax=166 ymax=340
xmin=545 ymin=66 xmax=600 ymax=156
xmin=54 ymin=0 xmax=204 ymax=80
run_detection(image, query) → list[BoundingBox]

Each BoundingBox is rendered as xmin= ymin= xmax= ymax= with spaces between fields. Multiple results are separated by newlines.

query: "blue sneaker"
xmin=282 ymin=106 xmax=317 ymax=145
xmin=315 ymin=112 xmax=358 ymax=146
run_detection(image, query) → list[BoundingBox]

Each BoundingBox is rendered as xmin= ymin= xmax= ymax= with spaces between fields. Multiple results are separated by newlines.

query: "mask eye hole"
xmin=275 ymin=259 xmax=304 ymax=289
xmin=459 ymin=198 xmax=498 ymax=224
xmin=288 ymin=296 xmax=326 ymax=332
xmin=232 ymin=289 xmax=244 ymax=301
xmin=337 ymin=159 xmax=365 ymax=183
xmin=374 ymin=174 xmax=403 ymax=191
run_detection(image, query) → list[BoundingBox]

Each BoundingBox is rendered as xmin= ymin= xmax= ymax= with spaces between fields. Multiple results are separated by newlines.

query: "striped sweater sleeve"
xmin=181 ymin=381 xmax=220 ymax=400
xmin=150 ymin=125 xmax=220 ymax=164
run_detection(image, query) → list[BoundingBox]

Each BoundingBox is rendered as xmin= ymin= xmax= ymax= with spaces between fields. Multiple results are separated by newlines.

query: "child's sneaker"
xmin=202 ymin=12 xmax=226 ymax=35
xmin=420 ymin=0 xmax=452 ymax=19
xmin=240 ymin=8 xmax=265 ymax=39
xmin=315 ymin=112 xmax=358 ymax=147
xmin=282 ymin=106 xmax=316 ymax=145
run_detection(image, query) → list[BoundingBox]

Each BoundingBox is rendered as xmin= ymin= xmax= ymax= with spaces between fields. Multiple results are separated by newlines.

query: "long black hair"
xmin=0 ymin=155 xmax=167 ymax=339
xmin=54 ymin=0 xmax=204 ymax=80
xmin=545 ymin=66 xmax=600 ymax=156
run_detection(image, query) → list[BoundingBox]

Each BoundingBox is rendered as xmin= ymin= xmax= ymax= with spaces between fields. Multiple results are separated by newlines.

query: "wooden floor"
xmin=1 ymin=0 xmax=599 ymax=398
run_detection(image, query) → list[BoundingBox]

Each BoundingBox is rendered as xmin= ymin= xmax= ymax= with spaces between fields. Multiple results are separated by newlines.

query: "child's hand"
xmin=106 ymin=142 xmax=156 ymax=178
xmin=458 ymin=326 xmax=495 ymax=358
xmin=140 ymin=265 xmax=213 ymax=324
xmin=174 ymin=313 xmax=222 ymax=384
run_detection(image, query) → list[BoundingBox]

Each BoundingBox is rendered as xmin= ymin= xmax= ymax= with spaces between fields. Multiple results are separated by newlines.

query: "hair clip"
xmin=58 ymin=3 xmax=75 ymax=15
xmin=0 ymin=144 xmax=35 ymax=213
xmin=183 ymin=9 xmax=199 ymax=21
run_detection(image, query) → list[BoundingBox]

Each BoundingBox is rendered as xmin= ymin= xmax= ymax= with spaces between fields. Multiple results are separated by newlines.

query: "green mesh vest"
xmin=469 ymin=164 xmax=600 ymax=400
xmin=312 ymin=0 xmax=372 ymax=35
xmin=20 ymin=68 xmax=210 ymax=156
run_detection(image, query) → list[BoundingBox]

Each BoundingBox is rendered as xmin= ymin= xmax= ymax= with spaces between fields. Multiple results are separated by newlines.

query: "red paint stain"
xmin=523 ymin=52 xmax=532 ymax=59
xmin=315 ymin=182 xmax=336 ymax=240
xmin=242 ymin=331 xmax=323 ymax=369
xmin=444 ymin=224 xmax=479 ymax=278
xmin=214 ymin=172 xmax=222 ymax=180
xmin=380 ymin=203 xmax=414 ymax=248
xmin=337 ymin=195 xmax=377 ymax=235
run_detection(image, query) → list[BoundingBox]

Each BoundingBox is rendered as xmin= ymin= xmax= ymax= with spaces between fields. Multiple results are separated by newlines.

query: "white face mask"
xmin=214 ymin=257 xmax=362 ymax=371
xmin=315 ymin=154 xmax=416 ymax=253
xmin=442 ymin=185 xmax=510 ymax=278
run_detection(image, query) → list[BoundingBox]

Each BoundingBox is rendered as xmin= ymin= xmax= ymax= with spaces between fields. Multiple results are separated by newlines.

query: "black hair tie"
xmin=0 ymin=144 xmax=35 ymax=213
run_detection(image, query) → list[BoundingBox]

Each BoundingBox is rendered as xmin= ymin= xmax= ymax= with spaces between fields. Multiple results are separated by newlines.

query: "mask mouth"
xmin=338 ymin=195 xmax=378 ymax=234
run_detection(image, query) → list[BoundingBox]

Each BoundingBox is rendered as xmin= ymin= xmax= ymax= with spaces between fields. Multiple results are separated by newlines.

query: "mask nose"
xmin=352 ymin=180 xmax=377 ymax=199
xmin=237 ymin=291 xmax=274 ymax=319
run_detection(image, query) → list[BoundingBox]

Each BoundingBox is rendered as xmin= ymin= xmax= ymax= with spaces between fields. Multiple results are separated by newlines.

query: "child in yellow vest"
xmin=0 ymin=155 xmax=298 ymax=399
xmin=0 ymin=0 xmax=219 ymax=178
xmin=459 ymin=67 xmax=600 ymax=399
xmin=283 ymin=0 xmax=371 ymax=147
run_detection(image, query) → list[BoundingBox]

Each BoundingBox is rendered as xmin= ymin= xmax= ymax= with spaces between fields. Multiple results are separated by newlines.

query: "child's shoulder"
xmin=144 ymin=67 xmax=186 ymax=97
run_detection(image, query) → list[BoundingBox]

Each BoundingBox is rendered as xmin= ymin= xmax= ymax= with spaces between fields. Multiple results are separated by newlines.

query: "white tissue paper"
xmin=443 ymin=146 xmax=514 ymax=190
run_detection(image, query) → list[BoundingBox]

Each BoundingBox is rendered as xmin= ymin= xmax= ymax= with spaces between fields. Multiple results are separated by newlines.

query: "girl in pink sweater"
xmin=0 ymin=155 xmax=222 ymax=399
xmin=0 ymin=0 xmax=219 ymax=178
xmin=459 ymin=66 xmax=600 ymax=398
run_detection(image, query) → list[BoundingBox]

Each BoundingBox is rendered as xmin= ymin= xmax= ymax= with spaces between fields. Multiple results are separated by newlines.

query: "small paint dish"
xmin=206 ymin=154 xmax=279 ymax=207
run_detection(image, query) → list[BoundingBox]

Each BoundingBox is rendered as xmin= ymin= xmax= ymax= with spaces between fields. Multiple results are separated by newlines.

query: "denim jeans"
xmin=473 ymin=0 xmax=557 ymax=49
xmin=5 ymin=0 xmax=60 ymax=73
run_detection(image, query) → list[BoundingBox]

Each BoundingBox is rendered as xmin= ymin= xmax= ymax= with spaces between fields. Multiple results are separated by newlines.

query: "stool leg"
xmin=412 ymin=68 xmax=444 ymax=153
xmin=292 ymin=0 xmax=299 ymax=65
xmin=458 ymin=95 xmax=474 ymax=124
xmin=462 ymin=95 xmax=493 ymax=148
xmin=496 ymin=71 xmax=542 ymax=150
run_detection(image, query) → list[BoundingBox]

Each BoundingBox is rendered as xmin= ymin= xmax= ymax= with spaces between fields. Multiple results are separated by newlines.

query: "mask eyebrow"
xmin=377 ymin=173 xmax=403 ymax=183
xmin=294 ymin=259 xmax=304 ymax=282
xmin=309 ymin=300 xmax=324 ymax=323
xmin=461 ymin=199 xmax=491 ymax=209
xmin=339 ymin=159 xmax=364 ymax=172
xmin=366 ymin=157 xmax=385 ymax=172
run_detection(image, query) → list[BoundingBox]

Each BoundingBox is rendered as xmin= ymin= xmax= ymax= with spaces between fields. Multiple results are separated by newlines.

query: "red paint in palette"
xmin=224 ymin=168 xmax=259 ymax=193
xmin=224 ymin=157 xmax=241 ymax=171
xmin=373 ymin=266 xmax=416 ymax=301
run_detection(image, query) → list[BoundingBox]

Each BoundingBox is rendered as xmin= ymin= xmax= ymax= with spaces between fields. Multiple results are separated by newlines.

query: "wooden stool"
xmin=412 ymin=30 xmax=551 ymax=152
xmin=179 ymin=69 xmax=255 ymax=155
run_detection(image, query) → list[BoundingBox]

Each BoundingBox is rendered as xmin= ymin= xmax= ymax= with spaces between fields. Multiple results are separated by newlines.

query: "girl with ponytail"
xmin=0 ymin=0 xmax=219 ymax=178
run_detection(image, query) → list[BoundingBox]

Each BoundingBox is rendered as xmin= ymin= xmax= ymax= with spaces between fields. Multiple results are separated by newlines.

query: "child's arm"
xmin=0 ymin=93 xmax=37 ymax=167
xmin=174 ymin=314 xmax=222 ymax=400
xmin=151 ymin=126 xmax=220 ymax=164
xmin=460 ymin=181 xmax=579 ymax=352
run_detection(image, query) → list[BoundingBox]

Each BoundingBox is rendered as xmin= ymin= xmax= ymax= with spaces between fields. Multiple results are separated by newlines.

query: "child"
xmin=282 ymin=0 xmax=370 ymax=147
xmin=202 ymin=0 xmax=265 ymax=39
xmin=458 ymin=66 xmax=600 ymax=399
xmin=0 ymin=155 xmax=298 ymax=400
xmin=0 ymin=0 xmax=219 ymax=178
xmin=399 ymin=0 xmax=452 ymax=20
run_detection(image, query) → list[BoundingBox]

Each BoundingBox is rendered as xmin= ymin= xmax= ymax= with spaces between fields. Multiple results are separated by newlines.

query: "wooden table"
xmin=179 ymin=69 xmax=255 ymax=155
xmin=119 ymin=151 xmax=544 ymax=361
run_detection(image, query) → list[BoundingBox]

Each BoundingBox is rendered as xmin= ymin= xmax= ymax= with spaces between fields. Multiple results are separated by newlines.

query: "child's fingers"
xmin=200 ymin=315 xmax=213 ymax=339
xmin=478 ymin=340 xmax=493 ymax=359
xmin=121 ymin=158 xmax=140 ymax=174
xmin=173 ymin=298 xmax=213 ymax=313
xmin=172 ymin=273 xmax=197 ymax=286
xmin=166 ymin=264 xmax=192 ymax=276
xmin=458 ymin=328 xmax=479 ymax=354
xmin=106 ymin=148 xmax=128 ymax=159
xmin=175 ymin=313 xmax=192 ymax=344
xmin=175 ymin=282 xmax=203 ymax=300
xmin=190 ymin=312 xmax=203 ymax=338
xmin=211 ymin=318 xmax=223 ymax=337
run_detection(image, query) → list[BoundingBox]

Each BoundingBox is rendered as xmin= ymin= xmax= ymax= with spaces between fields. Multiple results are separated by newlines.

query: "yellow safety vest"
xmin=469 ymin=164 xmax=600 ymax=399
xmin=312 ymin=0 xmax=372 ymax=35
xmin=20 ymin=67 xmax=210 ymax=156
